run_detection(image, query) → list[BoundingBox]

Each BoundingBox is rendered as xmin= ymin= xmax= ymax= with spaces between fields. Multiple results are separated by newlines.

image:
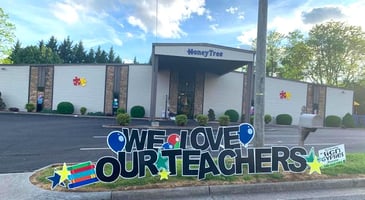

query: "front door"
xmin=177 ymin=71 xmax=195 ymax=118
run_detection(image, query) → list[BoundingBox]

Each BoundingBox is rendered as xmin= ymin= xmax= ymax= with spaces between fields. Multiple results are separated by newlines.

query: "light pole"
xmin=254 ymin=0 xmax=268 ymax=147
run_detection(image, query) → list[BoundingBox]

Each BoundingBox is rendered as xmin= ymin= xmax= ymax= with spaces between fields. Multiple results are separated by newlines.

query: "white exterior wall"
xmin=0 ymin=66 xmax=29 ymax=111
xmin=53 ymin=65 xmax=106 ymax=114
xmin=156 ymin=70 xmax=170 ymax=118
xmin=265 ymin=78 xmax=307 ymax=125
xmin=203 ymin=72 xmax=243 ymax=118
xmin=325 ymin=87 xmax=353 ymax=117
xmin=127 ymin=65 xmax=152 ymax=117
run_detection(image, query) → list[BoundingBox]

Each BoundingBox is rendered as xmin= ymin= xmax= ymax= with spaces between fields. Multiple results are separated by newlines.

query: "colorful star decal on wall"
xmin=80 ymin=77 xmax=87 ymax=87
xmin=158 ymin=169 xmax=170 ymax=180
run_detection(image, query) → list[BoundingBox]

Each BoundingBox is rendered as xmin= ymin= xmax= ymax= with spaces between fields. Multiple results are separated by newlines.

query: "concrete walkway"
xmin=1 ymin=172 xmax=365 ymax=200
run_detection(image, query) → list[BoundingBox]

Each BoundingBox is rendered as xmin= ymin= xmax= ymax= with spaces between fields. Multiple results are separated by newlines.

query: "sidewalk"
xmin=1 ymin=172 xmax=365 ymax=200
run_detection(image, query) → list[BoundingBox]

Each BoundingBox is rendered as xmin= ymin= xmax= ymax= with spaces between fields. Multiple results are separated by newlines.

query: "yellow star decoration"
xmin=56 ymin=163 xmax=70 ymax=183
xmin=308 ymin=156 xmax=323 ymax=175
xmin=80 ymin=77 xmax=87 ymax=87
xmin=286 ymin=92 xmax=292 ymax=100
xmin=158 ymin=169 xmax=170 ymax=180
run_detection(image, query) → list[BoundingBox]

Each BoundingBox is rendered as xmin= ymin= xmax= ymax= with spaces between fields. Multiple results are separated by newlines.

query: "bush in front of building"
xmin=175 ymin=114 xmax=188 ymax=126
xmin=264 ymin=114 xmax=272 ymax=124
xmin=224 ymin=109 xmax=239 ymax=122
xmin=25 ymin=103 xmax=35 ymax=112
xmin=80 ymin=107 xmax=87 ymax=115
xmin=57 ymin=101 xmax=74 ymax=114
xmin=276 ymin=114 xmax=293 ymax=125
xmin=130 ymin=105 xmax=145 ymax=118
xmin=325 ymin=115 xmax=341 ymax=127
xmin=218 ymin=115 xmax=230 ymax=126
xmin=196 ymin=114 xmax=208 ymax=126
xmin=116 ymin=113 xmax=130 ymax=126
xmin=117 ymin=108 xmax=126 ymax=115
xmin=208 ymin=108 xmax=215 ymax=121
xmin=342 ymin=113 xmax=355 ymax=128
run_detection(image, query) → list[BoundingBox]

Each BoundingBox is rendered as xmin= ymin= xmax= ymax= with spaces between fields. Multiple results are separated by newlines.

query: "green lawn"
xmin=33 ymin=153 xmax=365 ymax=191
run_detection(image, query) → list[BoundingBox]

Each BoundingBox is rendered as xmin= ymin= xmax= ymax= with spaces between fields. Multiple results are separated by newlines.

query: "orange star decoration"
xmin=158 ymin=169 xmax=170 ymax=180
xmin=80 ymin=77 xmax=87 ymax=87
xmin=286 ymin=92 xmax=292 ymax=100
xmin=307 ymin=156 xmax=323 ymax=175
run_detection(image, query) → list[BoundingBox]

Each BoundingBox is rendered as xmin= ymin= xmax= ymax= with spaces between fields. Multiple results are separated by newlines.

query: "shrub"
xmin=325 ymin=115 xmax=342 ymax=127
xmin=342 ymin=113 xmax=355 ymax=128
xmin=276 ymin=114 xmax=293 ymax=125
xmin=80 ymin=107 xmax=87 ymax=115
xmin=208 ymin=109 xmax=215 ymax=121
xmin=25 ymin=103 xmax=35 ymax=112
xmin=196 ymin=114 xmax=208 ymax=126
xmin=224 ymin=109 xmax=239 ymax=122
xmin=175 ymin=114 xmax=188 ymax=126
xmin=264 ymin=114 xmax=272 ymax=124
xmin=130 ymin=105 xmax=145 ymax=118
xmin=116 ymin=113 xmax=130 ymax=126
xmin=117 ymin=108 xmax=126 ymax=115
xmin=57 ymin=102 xmax=74 ymax=114
xmin=218 ymin=115 xmax=230 ymax=126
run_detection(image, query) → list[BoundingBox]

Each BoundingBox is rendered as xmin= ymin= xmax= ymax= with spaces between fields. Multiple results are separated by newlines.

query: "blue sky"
xmin=2 ymin=0 xmax=365 ymax=63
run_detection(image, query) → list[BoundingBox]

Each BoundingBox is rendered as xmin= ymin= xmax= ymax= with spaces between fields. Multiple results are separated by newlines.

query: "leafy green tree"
xmin=266 ymin=31 xmax=284 ymax=77
xmin=280 ymin=30 xmax=312 ymax=80
xmin=306 ymin=21 xmax=365 ymax=87
xmin=115 ymin=55 xmax=122 ymax=63
xmin=0 ymin=8 xmax=15 ymax=63
xmin=10 ymin=43 xmax=62 ymax=64
xmin=95 ymin=46 xmax=107 ymax=63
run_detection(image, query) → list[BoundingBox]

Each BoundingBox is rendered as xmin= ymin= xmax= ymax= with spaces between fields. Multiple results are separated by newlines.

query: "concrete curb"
xmin=109 ymin=178 xmax=365 ymax=199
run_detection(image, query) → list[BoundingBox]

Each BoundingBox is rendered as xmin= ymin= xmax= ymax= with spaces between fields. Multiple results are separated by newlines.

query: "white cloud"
xmin=206 ymin=9 xmax=214 ymax=21
xmin=238 ymin=12 xmax=245 ymax=20
xmin=52 ymin=1 xmax=83 ymax=25
xmin=226 ymin=6 xmax=238 ymax=14
xmin=126 ymin=32 xmax=134 ymax=38
xmin=125 ymin=0 xmax=206 ymax=38
xmin=209 ymin=24 xmax=219 ymax=31
xmin=237 ymin=28 xmax=257 ymax=45
xmin=342 ymin=1 xmax=365 ymax=30
xmin=128 ymin=16 xmax=148 ymax=32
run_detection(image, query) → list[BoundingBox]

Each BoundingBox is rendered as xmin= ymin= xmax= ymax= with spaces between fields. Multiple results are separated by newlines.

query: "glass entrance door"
xmin=177 ymin=71 xmax=195 ymax=118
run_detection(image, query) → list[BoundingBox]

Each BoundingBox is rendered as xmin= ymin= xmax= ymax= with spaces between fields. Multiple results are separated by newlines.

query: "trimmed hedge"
xmin=196 ymin=114 xmax=208 ymax=126
xmin=57 ymin=102 xmax=74 ymax=114
xmin=130 ymin=105 xmax=145 ymax=118
xmin=175 ymin=114 xmax=188 ymax=126
xmin=276 ymin=114 xmax=292 ymax=125
xmin=325 ymin=115 xmax=341 ymax=127
xmin=219 ymin=115 xmax=230 ymax=126
xmin=224 ymin=109 xmax=239 ymax=122
xmin=342 ymin=113 xmax=355 ymax=128
xmin=116 ymin=113 xmax=130 ymax=126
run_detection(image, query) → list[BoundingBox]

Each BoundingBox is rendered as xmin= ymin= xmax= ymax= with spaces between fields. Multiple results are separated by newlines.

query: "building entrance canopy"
xmin=152 ymin=43 xmax=255 ymax=75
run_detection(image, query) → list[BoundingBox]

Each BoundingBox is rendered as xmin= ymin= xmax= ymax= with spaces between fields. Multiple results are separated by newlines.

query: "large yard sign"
xmin=47 ymin=123 xmax=346 ymax=190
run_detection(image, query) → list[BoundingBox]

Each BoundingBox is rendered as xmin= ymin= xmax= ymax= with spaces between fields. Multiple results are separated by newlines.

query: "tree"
xmin=73 ymin=41 xmax=86 ymax=63
xmin=251 ymin=30 xmax=284 ymax=77
xmin=86 ymin=48 xmax=95 ymax=63
xmin=280 ymin=30 xmax=312 ymax=80
xmin=95 ymin=46 xmax=107 ymax=63
xmin=266 ymin=30 xmax=284 ymax=77
xmin=10 ymin=44 xmax=62 ymax=64
xmin=46 ymin=36 xmax=58 ymax=54
xmin=306 ymin=21 xmax=365 ymax=87
xmin=108 ymin=47 xmax=115 ymax=63
xmin=115 ymin=55 xmax=122 ymax=63
xmin=58 ymin=36 xmax=73 ymax=63
xmin=0 ymin=8 xmax=16 ymax=63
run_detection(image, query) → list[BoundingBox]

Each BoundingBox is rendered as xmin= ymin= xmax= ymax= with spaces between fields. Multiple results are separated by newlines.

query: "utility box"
xmin=298 ymin=114 xmax=323 ymax=146
xmin=298 ymin=114 xmax=323 ymax=128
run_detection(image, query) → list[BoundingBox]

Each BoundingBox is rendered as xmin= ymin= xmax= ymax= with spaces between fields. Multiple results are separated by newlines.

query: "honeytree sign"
xmin=47 ymin=123 xmax=345 ymax=189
